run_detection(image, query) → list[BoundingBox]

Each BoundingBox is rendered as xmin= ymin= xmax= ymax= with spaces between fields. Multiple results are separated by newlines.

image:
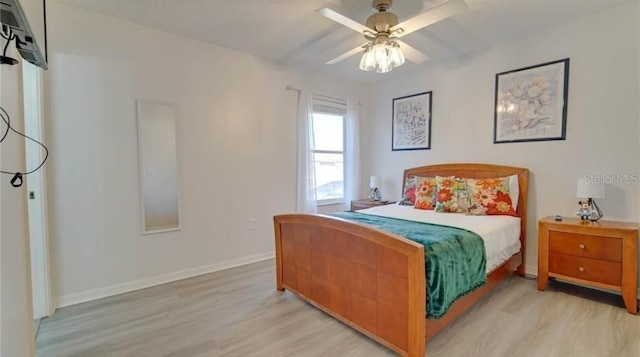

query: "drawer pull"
xmin=579 ymin=267 xmax=585 ymax=272
xmin=579 ymin=244 xmax=585 ymax=249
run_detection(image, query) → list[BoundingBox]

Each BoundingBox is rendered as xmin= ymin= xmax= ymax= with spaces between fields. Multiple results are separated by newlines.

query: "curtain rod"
xmin=286 ymin=85 xmax=361 ymax=106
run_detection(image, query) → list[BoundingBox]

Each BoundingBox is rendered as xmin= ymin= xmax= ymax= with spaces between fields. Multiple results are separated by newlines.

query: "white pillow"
xmin=508 ymin=175 xmax=519 ymax=211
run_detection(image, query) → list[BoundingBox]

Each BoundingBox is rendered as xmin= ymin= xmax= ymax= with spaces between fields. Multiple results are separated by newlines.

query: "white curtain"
xmin=344 ymin=99 xmax=360 ymax=206
xmin=295 ymin=90 xmax=317 ymax=213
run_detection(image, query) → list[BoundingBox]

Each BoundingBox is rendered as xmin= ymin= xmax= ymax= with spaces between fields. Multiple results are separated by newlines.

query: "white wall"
xmin=1 ymin=58 xmax=35 ymax=356
xmin=46 ymin=2 xmax=367 ymax=305
xmin=362 ymin=2 xmax=640 ymax=275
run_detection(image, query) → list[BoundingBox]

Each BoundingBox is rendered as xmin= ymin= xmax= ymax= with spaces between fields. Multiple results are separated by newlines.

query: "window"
xmin=312 ymin=94 xmax=346 ymax=205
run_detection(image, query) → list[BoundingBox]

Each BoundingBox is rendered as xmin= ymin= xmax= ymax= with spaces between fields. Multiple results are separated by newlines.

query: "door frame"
xmin=22 ymin=60 xmax=54 ymax=319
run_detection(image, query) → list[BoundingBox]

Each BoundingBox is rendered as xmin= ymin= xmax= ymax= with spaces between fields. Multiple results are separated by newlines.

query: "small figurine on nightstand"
xmin=576 ymin=199 xmax=594 ymax=222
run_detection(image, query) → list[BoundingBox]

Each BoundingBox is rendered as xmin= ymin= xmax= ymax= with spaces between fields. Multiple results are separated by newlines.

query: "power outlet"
xmin=249 ymin=219 xmax=257 ymax=230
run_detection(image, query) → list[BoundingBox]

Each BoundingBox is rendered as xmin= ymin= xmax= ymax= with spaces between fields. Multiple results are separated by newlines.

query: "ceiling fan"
xmin=317 ymin=0 xmax=468 ymax=73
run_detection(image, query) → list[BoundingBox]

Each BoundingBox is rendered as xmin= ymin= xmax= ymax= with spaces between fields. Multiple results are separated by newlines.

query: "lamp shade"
xmin=576 ymin=178 xmax=605 ymax=199
xmin=369 ymin=176 xmax=380 ymax=189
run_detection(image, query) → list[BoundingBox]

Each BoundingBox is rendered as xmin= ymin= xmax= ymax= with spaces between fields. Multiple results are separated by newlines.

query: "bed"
xmin=273 ymin=163 xmax=529 ymax=356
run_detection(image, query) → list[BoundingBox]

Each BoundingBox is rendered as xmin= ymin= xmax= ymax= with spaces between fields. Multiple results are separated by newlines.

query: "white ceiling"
xmin=58 ymin=0 xmax=631 ymax=83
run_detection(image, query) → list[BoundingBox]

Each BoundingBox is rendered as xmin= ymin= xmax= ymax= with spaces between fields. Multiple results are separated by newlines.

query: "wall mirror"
xmin=136 ymin=100 xmax=181 ymax=234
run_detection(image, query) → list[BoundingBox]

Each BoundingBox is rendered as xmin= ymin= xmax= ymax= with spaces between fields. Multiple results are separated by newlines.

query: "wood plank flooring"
xmin=37 ymin=259 xmax=640 ymax=357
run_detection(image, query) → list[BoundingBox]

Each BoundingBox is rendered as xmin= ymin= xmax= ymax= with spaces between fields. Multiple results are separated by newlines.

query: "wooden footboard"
xmin=274 ymin=214 xmax=426 ymax=357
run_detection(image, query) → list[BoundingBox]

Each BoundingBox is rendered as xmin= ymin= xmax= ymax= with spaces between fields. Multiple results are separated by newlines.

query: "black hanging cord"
xmin=2 ymin=28 xmax=15 ymax=56
xmin=0 ymin=105 xmax=49 ymax=187
xmin=1 ymin=25 xmax=10 ymax=40
xmin=0 ymin=103 xmax=9 ymax=143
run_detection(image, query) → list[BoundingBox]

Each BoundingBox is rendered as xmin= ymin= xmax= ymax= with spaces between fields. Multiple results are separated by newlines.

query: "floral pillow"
xmin=398 ymin=177 xmax=418 ymax=206
xmin=434 ymin=176 xmax=471 ymax=213
xmin=466 ymin=177 xmax=517 ymax=216
xmin=413 ymin=177 xmax=437 ymax=210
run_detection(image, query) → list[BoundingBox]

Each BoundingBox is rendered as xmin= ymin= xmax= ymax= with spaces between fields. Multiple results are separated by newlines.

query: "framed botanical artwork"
xmin=392 ymin=91 xmax=432 ymax=151
xmin=494 ymin=58 xmax=570 ymax=143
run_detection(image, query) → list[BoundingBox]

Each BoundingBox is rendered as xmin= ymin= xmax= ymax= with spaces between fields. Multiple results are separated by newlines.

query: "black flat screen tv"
xmin=0 ymin=0 xmax=47 ymax=69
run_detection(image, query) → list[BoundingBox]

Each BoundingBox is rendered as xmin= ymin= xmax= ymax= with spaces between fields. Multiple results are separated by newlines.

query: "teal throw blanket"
xmin=330 ymin=211 xmax=486 ymax=319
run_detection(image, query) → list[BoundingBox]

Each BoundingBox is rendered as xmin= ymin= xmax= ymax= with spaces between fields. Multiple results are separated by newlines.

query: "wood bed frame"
xmin=274 ymin=163 xmax=529 ymax=356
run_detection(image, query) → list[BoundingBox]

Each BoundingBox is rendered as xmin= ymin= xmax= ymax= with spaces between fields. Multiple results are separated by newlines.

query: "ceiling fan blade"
xmin=326 ymin=44 xmax=367 ymax=65
xmin=316 ymin=8 xmax=371 ymax=34
xmin=397 ymin=40 xmax=429 ymax=64
xmin=391 ymin=0 xmax=468 ymax=37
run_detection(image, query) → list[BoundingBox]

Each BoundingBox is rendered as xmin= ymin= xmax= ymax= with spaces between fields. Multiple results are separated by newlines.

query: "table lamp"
xmin=369 ymin=176 xmax=382 ymax=202
xmin=576 ymin=178 xmax=605 ymax=221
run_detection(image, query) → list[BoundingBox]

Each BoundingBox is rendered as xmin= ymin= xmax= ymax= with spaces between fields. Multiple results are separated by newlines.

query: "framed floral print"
xmin=392 ymin=91 xmax=432 ymax=151
xmin=493 ymin=58 xmax=570 ymax=143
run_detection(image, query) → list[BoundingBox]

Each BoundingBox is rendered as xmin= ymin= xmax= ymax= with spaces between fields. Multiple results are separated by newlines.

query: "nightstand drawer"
xmin=549 ymin=253 xmax=622 ymax=286
xmin=549 ymin=231 xmax=622 ymax=262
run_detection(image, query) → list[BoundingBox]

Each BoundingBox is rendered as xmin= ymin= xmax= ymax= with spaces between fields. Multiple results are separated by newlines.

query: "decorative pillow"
xmin=398 ymin=176 xmax=418 ymax=206
xmin=466 ymin=177 xmax=517 ymax=216
xmin=507 ymin=175 xmax=519 ymax=210
xmin=413 ymin=176 xmax=437 ymax=210
xmin=434 ymin=176 xmax=471 ymax=213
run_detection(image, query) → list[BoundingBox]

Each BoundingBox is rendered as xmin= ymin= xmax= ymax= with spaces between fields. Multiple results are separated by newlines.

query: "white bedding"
xmin=355 ymin=204 xmax=521 ymax=273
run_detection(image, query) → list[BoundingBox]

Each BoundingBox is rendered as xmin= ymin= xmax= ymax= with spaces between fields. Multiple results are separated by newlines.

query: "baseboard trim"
xmin=524 ymin=264 xmax=538 ymax=277
xmin=34 ymin=318 xmax=42 ymax=340
xmin=55 ymin=251 xmax=275 ymax=308
xmin=56 ymin=256 xmax=640 ymax=308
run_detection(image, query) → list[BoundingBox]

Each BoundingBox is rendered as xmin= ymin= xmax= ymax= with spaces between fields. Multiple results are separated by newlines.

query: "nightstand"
xmin=537 ymin=216 xmax=639 ymax=314
xmin=350 ymin=199 xmax=395 ymax=211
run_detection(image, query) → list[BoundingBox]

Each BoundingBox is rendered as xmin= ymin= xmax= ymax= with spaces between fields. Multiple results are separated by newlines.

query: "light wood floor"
xmin=37 ymin=259 xmax=640 ymax=357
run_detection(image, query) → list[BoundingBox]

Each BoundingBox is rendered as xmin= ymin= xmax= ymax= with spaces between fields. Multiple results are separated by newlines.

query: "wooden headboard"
xmin=402 ymin=163 xmax=529 ymax=274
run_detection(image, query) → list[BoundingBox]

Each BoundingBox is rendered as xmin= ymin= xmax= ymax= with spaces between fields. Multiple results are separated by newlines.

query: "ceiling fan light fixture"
xmin=359 ymin=37 xmax=404 ymax=73
xmin=373 ymin=44 xmax=388 ymax=63
xmin=388 ymin=40 xmax=405 ymax=68
xmin=359 ymin=46 xmax=377 ymax=71
xmin=376 ymin=59 xmax=392 ymax=73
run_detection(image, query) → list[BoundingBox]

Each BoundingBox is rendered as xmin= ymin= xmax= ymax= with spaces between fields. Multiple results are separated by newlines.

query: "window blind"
xmin=312 ymin=93 xmax=347 ymax=116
